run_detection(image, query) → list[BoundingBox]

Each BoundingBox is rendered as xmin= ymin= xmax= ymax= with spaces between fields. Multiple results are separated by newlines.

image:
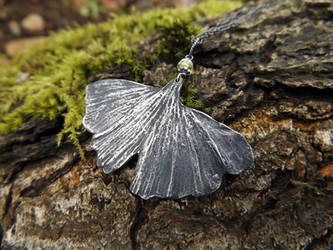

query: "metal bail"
xmin=176 ymin=73 xmax=185 ymax=82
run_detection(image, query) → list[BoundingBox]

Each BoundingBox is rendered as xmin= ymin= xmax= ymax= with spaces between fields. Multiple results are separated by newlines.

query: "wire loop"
xmin=176 ymin=73 xmax=185 ymax=82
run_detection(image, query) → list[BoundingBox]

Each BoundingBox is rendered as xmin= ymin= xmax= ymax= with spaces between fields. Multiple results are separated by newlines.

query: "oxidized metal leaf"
xmin=83 ymin=78 xmax=254 ymax=199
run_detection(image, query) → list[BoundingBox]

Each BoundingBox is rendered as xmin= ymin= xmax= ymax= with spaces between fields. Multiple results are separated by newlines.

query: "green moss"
xmin=180 ymin=84 xmax=207 ymax=111
xmin=229 ymin=44 xmax=237 ymax=50
xmin=180 ymin=83 xmax=212 ymax=113
xmin=0 ymin=0 xmax=242 ymax=157
xmin=157 ymin=20 xmax=201 ymax=61
xmin=0 ymin=170 xmax=5 ymax=182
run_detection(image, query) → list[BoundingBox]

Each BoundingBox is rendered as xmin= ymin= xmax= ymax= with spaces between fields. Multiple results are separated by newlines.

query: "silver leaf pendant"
xmin=83 ymin=77 xmax=254 ymax=199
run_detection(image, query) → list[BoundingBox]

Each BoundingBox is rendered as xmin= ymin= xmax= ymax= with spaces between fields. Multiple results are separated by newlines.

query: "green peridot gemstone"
xmin=177 ymin=58 xmax=194 ymax=74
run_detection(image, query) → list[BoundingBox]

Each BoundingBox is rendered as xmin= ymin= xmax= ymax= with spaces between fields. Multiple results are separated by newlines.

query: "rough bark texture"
xmin=1 ymin=0 xmax=333 ymax=249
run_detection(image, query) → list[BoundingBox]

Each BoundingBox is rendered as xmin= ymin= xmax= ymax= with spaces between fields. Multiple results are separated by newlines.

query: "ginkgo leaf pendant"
xmin=83 ymin=77 xmax=254 ymax=199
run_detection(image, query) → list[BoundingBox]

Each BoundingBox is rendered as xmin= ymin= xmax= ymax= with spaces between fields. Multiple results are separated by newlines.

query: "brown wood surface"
xmin=1 ymin=0 xmax=332 ymax=249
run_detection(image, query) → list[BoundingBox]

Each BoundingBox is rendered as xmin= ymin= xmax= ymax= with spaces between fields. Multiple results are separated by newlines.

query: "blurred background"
xmin=0 ymin=0 xmax=249 ymax=61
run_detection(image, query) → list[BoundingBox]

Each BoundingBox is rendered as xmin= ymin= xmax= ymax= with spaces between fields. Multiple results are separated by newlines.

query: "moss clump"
xmin=157 ymin=20 xmax=201 ymax=61
xmin=0 ymin=170 xmax=6 ymax=182
xmin=0 ymin=0 xmax=242 ymax=157
xmin=180 ymin=84 xmax=211 ymax=113
xmin=180 ymin=84 xmax=201 ymax=108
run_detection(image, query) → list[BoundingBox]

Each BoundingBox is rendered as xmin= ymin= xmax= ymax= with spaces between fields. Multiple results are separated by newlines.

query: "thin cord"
xmin=188 ymin=1 xmax=281 ymax=58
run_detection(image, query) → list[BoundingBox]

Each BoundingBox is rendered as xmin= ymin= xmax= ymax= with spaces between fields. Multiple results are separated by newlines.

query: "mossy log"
xmin=1 ymin=0 xmax=333 ymax=249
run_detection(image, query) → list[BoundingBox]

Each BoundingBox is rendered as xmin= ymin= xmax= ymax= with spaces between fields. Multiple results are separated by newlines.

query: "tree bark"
xmin=1 ymin=0 xmax=333 ymax=249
